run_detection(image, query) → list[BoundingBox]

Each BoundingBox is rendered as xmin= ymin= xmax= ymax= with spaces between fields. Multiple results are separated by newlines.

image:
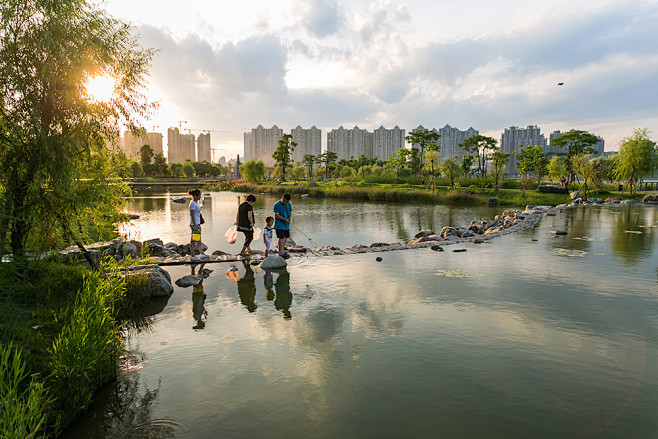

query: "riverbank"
xmin=206 ymin=181 xmax=647 ymax=208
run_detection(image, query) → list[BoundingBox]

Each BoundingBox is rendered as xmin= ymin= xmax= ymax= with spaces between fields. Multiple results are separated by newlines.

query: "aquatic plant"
xmin=0 ymin=342 xmax=51 ymax=439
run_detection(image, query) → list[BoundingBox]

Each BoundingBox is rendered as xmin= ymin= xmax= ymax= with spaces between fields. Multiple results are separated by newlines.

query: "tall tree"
xmin=460 ymin=135 xmax=498 ymax=177
xmin=406 ymin=129 xmax=440 ymax=169
xmin=614 ymin=128 xmax=658 ymax=195
xmin=272 ymin=134 xmax=297 ymax=181
xmin=0 ymin=0 xmax=154 ymax=257
xmin=551 ymin=130 xmax=600 ymax=183
xmin=425 ymin=150 xmax=440 ymax=194
xmin=139 ymin=144 xmax=155 ymax=176
xmin=241 ymin=159 xmax=266 ymax=183
xmin=153 ymin=153 xmax=169 ymax=176
xmin=515 ymin=145 xmax=549 ymax=184
xmin=460 ymin=154 xmax=475 ymax=177
xmin=302 ymin=154 xmax=316 ymax=178
xmin=317 ymin=151 xmax=338 ymax=180
xmin=547 ymin=156 xmax=566 ymax=183
xmin=440 ymin=156 xmax=461 ymax=189
xmin=490 ymin=151 xmax=510 ymax=194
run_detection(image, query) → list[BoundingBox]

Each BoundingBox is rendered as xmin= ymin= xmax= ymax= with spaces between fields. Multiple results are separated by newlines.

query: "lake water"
xmin=64 ymin=192 xmax=658 ymax=438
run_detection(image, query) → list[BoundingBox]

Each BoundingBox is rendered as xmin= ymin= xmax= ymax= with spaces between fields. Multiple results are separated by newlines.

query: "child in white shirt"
xmin=263 ymin=216 xmax=274 ymax=257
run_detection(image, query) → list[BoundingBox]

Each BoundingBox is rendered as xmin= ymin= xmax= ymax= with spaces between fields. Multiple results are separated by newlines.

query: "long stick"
xmin=291 ymin=223 xmax=318 ymax=247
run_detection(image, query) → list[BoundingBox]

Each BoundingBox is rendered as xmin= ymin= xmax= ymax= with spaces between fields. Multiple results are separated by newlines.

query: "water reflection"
xmin=237 ymin=262 xmax=258 ymax=312
xmin=610 ymin=205 xmax=656 ymax=263
xmin=62 ymin=374 xmax=175 ymax=439
xmin=273 ymin=269 xmax=292 ymax=319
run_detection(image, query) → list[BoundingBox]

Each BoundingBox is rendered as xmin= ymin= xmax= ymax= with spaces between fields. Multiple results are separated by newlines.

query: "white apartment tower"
xmin=409 ymin=125 xmax=478 ymax=162
xmin=244 ymin=125 xmax=283 ymax=167
xmin=167 ymin=128 xmax=196 ymax=163
xmin=122 ymin=131 xmax=163 ymax=159
xmin=500 ymin=125 xmax=547 ymax=174
xmin=373 ymin=126 xmax=405 ymax=161
xmin=327 ymin=126 xmax=374 ymax=160
xmin=290 ymin=126 xmax=322 ymax=163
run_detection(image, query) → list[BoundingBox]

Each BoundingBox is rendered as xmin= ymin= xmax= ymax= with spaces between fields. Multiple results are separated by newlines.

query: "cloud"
xmin=294 ymin=0 xmax=344 ymax=38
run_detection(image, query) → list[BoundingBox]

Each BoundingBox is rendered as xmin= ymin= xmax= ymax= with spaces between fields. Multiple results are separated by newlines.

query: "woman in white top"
xmin=188 ymin=189 xmax=206 ymax=260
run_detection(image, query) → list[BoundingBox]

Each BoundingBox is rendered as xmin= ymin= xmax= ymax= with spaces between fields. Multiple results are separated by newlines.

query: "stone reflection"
xmin=62 ymin=374 xmax=174 ymax=439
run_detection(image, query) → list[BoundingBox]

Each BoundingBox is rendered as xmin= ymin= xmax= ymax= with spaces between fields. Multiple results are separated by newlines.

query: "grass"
xmin=0 ymin=255 xmax=155 ymax=436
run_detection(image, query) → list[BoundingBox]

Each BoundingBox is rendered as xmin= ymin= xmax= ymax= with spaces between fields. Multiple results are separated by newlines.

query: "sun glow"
xmin=84 ymin=75 xmax=116 ymax=102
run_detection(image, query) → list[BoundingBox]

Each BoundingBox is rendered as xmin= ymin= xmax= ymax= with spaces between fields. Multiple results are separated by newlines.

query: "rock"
xmin=468 ymin=224 xmax=485 ymax=235
xmin=551 ymin=230 xmax=568 ymax=235
xmin=288 ymin=246 xmax=309 ymax=253
xmin=570 ymin=191 xmax=581 ymax=200
xmin=368 ymin=242 xmax=389 ymax=248
xmin=460 ymin=231 xmax=476 ymax=238
xmin=144 ymin=238 xmax=164 ymax=247
xmin=440 ymin=227 xmax=460 ymax=239
xmin=172 ymin=196 xmax=186 ymax=203
xmin=414 ymin=230 xmax=435 ymax=239
xmin=203 ymin=193 xmax=210 ymax=197
xmin=129 ymin=214 xmax=140 ymax=219
xmin=537 ymin=185 xmax=567 ymax=193
xmin=261 ymin=256 xmax=287 ymax=269
xmin=452 ymin=248 xmax=467 ymax=252
xmin=589 ymin=198 xmax=604 ymax=204
xmin=175 ymin=275 xmax=204 ymax=288
xmin=641 ymin=194 xmax=658 ymax=204
xmin=121 ymin=242 xmax=138 ymax=258
xmin=430 ymin=245 xmax=444 ymax=251
xmin=122 ymin=265 xmax=173 ymax=297
xmin=408 ymin=235 xmax=439 ymax=245
xmin=443 ymin=235 xmax=460 ymax=241
xmin=212 ymin=250 xmax=229 ymax=256
xmin=620 ymin=199 xmax=638 ymax=204
xmin=473 ymin=239 xmax=484 ymax=244
xmin=531 ymin=238 xmax=538 ymax=241
xmin=376 ymin=257 xmax=382 ymax=262
xmin=605 ymin=197 xmax=621 ymax=204
xmin=545 ymin=213 xmax=556 ymax=216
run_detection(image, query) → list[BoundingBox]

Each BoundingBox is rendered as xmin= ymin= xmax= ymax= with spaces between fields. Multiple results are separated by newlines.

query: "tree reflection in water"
xmin=62 ymin=374 xmax=174 ymax=439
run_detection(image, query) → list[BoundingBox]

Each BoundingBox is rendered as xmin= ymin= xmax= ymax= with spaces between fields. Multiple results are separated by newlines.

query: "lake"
xmin=64 ymin=191 xmax=658 ymax=438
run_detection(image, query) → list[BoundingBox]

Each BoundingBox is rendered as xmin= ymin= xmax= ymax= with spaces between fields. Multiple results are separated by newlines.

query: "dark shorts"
xmin=275 ymin=229 xmax=290 ymax=239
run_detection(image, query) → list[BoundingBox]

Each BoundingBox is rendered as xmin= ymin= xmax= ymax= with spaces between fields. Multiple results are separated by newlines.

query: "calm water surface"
xmin=65 ymin=193 xmax=658 ymax=438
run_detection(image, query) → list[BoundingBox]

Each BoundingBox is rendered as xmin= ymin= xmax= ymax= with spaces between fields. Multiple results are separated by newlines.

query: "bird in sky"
xmin=557 ymin=82 xmax=564 ymax=86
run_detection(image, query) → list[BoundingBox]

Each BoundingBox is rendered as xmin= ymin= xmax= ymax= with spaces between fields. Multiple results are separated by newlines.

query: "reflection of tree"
xmin=65 ymin=374 xmax=174 ymax=438
xmin=237 ymin=262 xmax=257 ymax=312
xmin=610 ymin=206 xmax=656 ymax=264
xmin=122 ymin=296 xmax=170 ymax=336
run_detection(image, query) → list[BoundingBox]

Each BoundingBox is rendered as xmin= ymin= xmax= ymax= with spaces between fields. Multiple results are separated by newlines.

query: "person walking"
xmin=236 ymin=194 xmax=256 ymax=256
xmin=273 ymin=193 xmax=292 ymax=259
xmin=188 ymin=189 xmax=207 ymax=261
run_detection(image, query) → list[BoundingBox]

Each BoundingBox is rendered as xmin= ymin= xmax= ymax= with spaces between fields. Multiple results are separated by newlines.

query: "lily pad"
xmin=553 ymin=248 xmax=588 ymax=257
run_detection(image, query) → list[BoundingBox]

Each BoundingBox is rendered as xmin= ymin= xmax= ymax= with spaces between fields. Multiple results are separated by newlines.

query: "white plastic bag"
xmin=225 ymin=224 xmax=238 ymax=244
xmin=253 ymin=227 xmax=262 ymax=237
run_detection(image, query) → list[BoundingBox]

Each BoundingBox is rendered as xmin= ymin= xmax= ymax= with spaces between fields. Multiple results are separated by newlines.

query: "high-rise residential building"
xmin=244 ymin=125 xmax=283 ymax=167
xmin=290 ymin=126 xmax=321 ymax=163
xmin=410 ymin=125 xmax=478 ymax=162
xmin=168 ymin=128 xmax=196 ymax=163
xmin=121 ymin=131 xmax=163 ymax=159
xmin=373 ymin=126 xmax=405 ymax=161
xmin=197 ymin=133 xmax=211 ymax=162
xmin=547 ymin=130 xmax=605 ymax=158
xmin=327 ymin=126 xmax=373 ymax=160
xmin=500 ymin=125 xmax=547 ymax=174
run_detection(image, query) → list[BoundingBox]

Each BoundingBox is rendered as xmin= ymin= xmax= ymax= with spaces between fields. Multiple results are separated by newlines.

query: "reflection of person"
xmin=263 ymin=216 xmax=274 ymax=257
xmin=237 ymin=261 xmax=257 ymax=312
xmin=192 ymin=282 xmax=207 ymax=330
xmin=188 ymin=189 xmax=205 ymax=260
xmin=264 ymin=269 xmax=274 ymax=301
xmin=236 ymin=194 xmax=256 ymax=256
xmin=274 ymin=269 xmax=292 ymax=319
xmin=273 ymin=193 xmax=292 ymax=259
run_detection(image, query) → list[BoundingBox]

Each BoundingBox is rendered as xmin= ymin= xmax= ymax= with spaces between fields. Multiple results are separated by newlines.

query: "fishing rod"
xmin=291 ymin=223 xmax=319 ymax=248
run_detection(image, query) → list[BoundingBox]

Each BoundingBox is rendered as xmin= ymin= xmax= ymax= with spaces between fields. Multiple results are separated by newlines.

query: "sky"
xmin=102 ymin=0 xmax=658 ymax=160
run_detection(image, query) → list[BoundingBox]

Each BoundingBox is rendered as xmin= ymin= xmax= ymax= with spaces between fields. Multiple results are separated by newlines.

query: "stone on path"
xmin=453 ymin=248 xmax=467 ymax=252
xmin=261 ymin=256 xmax=287 ymax=269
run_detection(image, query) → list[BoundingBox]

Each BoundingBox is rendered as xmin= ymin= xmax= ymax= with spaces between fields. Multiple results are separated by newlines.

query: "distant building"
xmin=410 ymin=125 xmax=478 ymax=162
xmin=290 ymin=126 xmax=322 ymax=163
xmin=373 ymin=126 xmax=405 ymax=161
xmin=244 ymin=125 xmax=283 ymax=167
xmin=121 ymin=131 xmax=163 ymax=159
xmin=167 ymin=128 xmax=196 ymax=163
xmin=500 ymin=125 xmax=547 ymax=175
xmin=327 ymin=126 xmax=373 ymax=160
xmin=547 ymin=130 xmax=605 ymax=158
xmin=197 ymin=133 xmax=211 ymax=162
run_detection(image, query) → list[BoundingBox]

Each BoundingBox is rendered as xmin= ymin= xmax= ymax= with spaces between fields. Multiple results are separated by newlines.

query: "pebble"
xmin=453 ymin=248 xmax=467 ymax=252
xmin=376 ymin=257 xmax=383 ymax=262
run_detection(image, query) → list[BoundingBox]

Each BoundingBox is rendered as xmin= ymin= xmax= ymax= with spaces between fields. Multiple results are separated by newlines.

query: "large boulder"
xmin=537 ymin=185 xmax=567 ymax=193
xmin=413 ymin=230 xmax=435 ymax=239
xmin=261 ymin=256 xmax=287 ymax=269
xmin=605 ymin=197 xmax=621 ymax=203
xmin=408 ymin=235 xmax=440 ymax=245
xmin=642 ymin=194 xmax=658 ymax=204
xmin=121 ymin=265 xmax=173 ymax=297
xmin=440 ymin=227 xmax=460 ymax=239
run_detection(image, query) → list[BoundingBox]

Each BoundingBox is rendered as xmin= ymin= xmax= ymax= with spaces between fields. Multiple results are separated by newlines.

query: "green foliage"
xmin=614 ymin=128 xmax=658 ymax=194
xmin=461 ymin=154 xmax=475 ymax=177
xmin=292 ymin=165 xmax=306 ymax=180
xmin=547 ymin=156 xmax=566 ymax=182
xmin=241 ymin=159 xmax=266 ymax=183
xmin=139 ymin=144 xmax=155 ymax=175
xmin=302 ymin=154 xmax=316 ymax=178
xmin=153 ymin=153 xmax=169 ymax=176
xmin=182 ymin=161 xmax=195 ymax=178
xmin=0 ymin=342 xmax=51 ymax=439
xmin=169 ymin=162 xmax=184 ymax=178
xmin=317 ymin=151 xmax=338 ymax=179
xmin=491 ymin=151 xmax=510 ymax=193
xmin=406 ymin=129 xmax=440 ymax=173
xmin=440 ymin=157 xmax=461 ymax=188
xmin=191 ymin=160 xmax=222 ymax=177
xmin=516 ymin=145 xmax=548 ymax=183
xmin=551 ymin=130 xmax=600 ymax=181
xmin=442 ymin=190 xmax=478 ymax=206
xmin=0 ymin=0 xmax=154 ymax=256
xmin=130 ymin=161 xmax=144 ymax=178
xmin=48 ymin=272 xmax=125 ymax=429
xmin=272 ymin=134 xmax=296 ymax=181
xmin=460 ymin=135 xmax=498 ymax=177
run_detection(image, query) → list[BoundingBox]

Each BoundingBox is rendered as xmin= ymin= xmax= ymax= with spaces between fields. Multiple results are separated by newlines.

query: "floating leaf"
xmin=553 ymin=248 xmax=588 ymax=257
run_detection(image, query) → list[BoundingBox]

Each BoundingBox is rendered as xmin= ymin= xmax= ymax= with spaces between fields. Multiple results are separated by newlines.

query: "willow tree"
xmin=0 ymin=0 xmax=155 ymax=258
xmin=614 ymin=128 xmax=658 ymax=195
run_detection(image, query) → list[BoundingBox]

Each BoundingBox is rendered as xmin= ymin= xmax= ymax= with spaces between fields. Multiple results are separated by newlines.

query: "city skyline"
xmin=99 ymin=0 xmax=658 ymax=158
